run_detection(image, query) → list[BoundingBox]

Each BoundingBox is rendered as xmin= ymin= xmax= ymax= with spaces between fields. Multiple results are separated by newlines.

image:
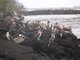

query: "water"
xmin=23 ymin=14 xmax=80 ymax=38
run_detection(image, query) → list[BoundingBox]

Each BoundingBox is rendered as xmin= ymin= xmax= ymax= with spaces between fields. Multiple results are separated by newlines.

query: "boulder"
xmin=0 ymin=39 xmax=52 ymax=60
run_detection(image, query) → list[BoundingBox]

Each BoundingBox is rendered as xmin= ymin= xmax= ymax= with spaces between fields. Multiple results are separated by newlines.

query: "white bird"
xmin=37 ymin=30 xmax=42 ymax=40
xmin=6 ymin=32 xmax=10 ymax=40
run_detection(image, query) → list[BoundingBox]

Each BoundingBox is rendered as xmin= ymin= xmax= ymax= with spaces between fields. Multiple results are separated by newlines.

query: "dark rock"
xmin=0 ymin=11 xmax=80 ymax=60
xmin=20 ymin=31 xmax=79 ymax=60
xmin=0 ymin=38 xmax=52 ymax=60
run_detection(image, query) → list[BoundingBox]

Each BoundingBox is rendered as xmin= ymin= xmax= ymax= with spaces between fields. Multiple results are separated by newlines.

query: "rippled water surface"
xmin=23 ymin=14 xmax=80 ymax=38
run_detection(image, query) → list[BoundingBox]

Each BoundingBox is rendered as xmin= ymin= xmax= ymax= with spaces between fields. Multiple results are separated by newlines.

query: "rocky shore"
xmin=0 ymin=11 xmax=80 ymax=60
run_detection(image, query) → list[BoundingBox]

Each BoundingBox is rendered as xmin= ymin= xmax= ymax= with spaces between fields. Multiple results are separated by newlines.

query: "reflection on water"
xmin=23 ymin=14 xmax=80 ymax=38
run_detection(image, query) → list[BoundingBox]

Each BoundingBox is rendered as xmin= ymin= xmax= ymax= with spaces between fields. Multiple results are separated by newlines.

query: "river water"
xmin=23 ymin=14 xmax=80 ymax=38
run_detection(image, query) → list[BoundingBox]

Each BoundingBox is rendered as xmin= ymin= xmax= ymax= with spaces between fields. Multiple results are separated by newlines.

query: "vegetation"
xmin=0 ymin=0 xmax=25 ymax=11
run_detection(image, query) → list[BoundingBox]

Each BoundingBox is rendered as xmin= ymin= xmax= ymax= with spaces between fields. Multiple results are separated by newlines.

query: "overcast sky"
xmin=18 ymin=0 xmax=80 ymax=9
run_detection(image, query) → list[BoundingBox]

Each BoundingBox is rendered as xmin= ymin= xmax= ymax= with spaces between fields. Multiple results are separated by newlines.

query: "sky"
xmin=18 ymin=0 xmax=80 ymax=9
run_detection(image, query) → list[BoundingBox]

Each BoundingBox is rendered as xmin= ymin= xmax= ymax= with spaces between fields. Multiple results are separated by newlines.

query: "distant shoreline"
xmin=24 ymin=14 xmax=80 ymax=16
xmin=22 ymin=10 xmax=80 ymax=16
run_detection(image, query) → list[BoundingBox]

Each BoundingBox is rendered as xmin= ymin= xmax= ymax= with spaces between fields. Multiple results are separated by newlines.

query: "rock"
xmin=21 ymin=31 xmax=78 ymax=60
xmin=0 ymin=11 xmax=80 ymax=60
xmin=13 ymin=37 xmax=25 ymax=43
xmin=0 ymin=38 xmax=52 ymax=60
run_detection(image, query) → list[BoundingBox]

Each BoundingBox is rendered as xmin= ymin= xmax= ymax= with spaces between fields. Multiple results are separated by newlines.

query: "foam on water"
xmin=23 ymin=14 xmax=80 ymax=38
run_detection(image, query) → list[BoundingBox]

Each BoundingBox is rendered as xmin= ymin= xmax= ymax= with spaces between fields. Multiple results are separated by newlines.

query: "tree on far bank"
xmin=0 ymin=0 xmax=25 ymax=11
